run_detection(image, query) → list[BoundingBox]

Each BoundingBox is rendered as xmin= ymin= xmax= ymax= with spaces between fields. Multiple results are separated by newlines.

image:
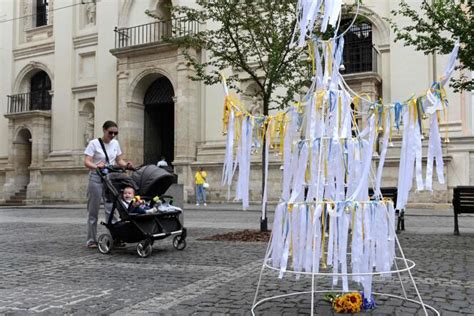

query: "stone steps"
xmin=4 ymin=187 xmax=27 ymax=206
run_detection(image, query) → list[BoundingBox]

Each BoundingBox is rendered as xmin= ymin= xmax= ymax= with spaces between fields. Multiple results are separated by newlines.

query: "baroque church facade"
xmin=0 ymin=0 xmax=472 ymax=207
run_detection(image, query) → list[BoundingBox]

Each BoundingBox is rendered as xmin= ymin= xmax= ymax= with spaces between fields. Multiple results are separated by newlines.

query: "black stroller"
xmin=97 ymin=165 xmax=186 ymax=257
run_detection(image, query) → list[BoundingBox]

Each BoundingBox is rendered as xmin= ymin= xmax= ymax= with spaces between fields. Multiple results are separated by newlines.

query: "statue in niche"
xmin=84 ymin=113 xmax=94 ymax=146
xmin=85 ymin=2 xmax=96 ymax=25
xmin=249 ymin=95 xmax=262 ymax=116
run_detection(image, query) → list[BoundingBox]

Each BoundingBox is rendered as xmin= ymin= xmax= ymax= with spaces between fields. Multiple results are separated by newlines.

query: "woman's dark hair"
xmin=102 ymin=120 xmax=118 ymax=130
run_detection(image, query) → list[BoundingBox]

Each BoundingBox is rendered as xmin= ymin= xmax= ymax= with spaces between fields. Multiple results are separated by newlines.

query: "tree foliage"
xmin=387 ymin=0 xmax=473 ymax=92
xmin=155 ymin=0 xmax=310 ymax=113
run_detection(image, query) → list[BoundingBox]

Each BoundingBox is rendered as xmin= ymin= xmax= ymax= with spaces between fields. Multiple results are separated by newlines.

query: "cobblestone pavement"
xmin=0 ymin=207 xmax=473 ymax=315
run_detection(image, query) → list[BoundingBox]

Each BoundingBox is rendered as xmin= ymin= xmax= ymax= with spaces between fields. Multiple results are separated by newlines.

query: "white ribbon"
xmin=326 ymin=204 xmax=335 ymax=266
xmin=396 ymin=109 xmax=415 ymax=210
xmin=338 ymin=205 xmax=350 ymax=292
xmin=374 ymin=202 xmax=389 ymax=277
xmin=348 ymin=115 xmax=376 ymax=201
xmin=351 ymin=202 xmax=363 ymax=283
xmin=222 ymin=110 xmax=235 ymax=199
xmin=426 ymin=113 xmax=445 ymax=190
xmin=441 ymin=39 xmax=460 ymax=86
xmin=270 ymin=203 xmax=285 ymax=268
xmin=375 ymin=112 xmax=390 ymax=196
xmin=289 ymin=142 xmax=309 ymax=204
xmin=235 ymin=117 xmax=252 ymax=209
xmin=414 ymin=118 xmax=424 ymax=191
xmin=386 ymin=200 xmax=396 ymax=271
xmin=291 ymin=205 xmax=301 ymax=273
xmin=282 ymin=108 xmax=298 ymax=200
xmin=279 ymin=205 xmax=292 ymax=278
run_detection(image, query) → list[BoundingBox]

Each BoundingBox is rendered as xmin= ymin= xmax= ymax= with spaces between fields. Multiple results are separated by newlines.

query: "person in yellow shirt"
xmin=195 ymin=167 xmax=207 ymax=206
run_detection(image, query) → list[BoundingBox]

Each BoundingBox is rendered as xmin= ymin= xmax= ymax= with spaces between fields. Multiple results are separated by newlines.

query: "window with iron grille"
xmin=35 ymin=0 xmax=49 ymax=27
xmin=342 ymin=21 xmax=374 ymax=74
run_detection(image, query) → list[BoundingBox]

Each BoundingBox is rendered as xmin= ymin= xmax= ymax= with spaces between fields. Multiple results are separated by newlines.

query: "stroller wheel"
xmin=173 ymin=235 xmax=186 ymax=250
xmin=98 ymin=234 xmax=113 ymax=254
xmin=137 ymin=240 xmax=153 ymax=258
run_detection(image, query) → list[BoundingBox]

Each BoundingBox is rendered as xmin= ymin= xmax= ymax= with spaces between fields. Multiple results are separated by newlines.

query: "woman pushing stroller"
xmin=83 ymin=120 xmax=134 ymax=249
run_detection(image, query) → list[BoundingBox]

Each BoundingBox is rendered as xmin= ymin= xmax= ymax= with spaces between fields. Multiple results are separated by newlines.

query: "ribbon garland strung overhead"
xmin=221 ymin=39 xmax=459 ymax=212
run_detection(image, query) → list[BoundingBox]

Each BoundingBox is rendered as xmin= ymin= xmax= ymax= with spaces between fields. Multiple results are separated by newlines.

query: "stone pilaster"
xmin=173 ymin=47 xmax=200 ymax=200
xmin=26 ymin=114 xmax=51 ymax=203
xmin=3 ymin=119 xmax=18 ymax=198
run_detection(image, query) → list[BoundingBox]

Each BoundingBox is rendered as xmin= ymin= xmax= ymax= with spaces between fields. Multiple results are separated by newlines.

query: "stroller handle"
xmin=96 ymin=165 xmax=127 ymax=176
xmin=96 ymin=164 xmax=145 ymax=177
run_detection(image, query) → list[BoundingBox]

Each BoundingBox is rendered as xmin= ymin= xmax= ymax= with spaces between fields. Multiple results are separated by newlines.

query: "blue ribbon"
xmin=394 ymin=102 xmax=403 ymax=130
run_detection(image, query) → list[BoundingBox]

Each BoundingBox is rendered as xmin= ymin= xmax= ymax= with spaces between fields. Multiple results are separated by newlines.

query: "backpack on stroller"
xmin=97 ymin=165 xmax=186 ymax=257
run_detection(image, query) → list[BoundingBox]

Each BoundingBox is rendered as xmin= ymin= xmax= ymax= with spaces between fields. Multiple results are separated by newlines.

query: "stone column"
xmin=117 ymin=69 xmax=144 ymax=166
xmin=173 ymin=47 xmax=200 ymax=201
xmin=26 ymin=114 xmax=51 ymax=204
xmin=2 ymin=119 xmax=17 ymax=200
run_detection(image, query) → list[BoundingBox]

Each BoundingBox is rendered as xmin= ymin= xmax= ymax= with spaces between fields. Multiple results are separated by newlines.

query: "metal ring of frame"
xmin=251 ymin=290 xmax=440 ymax=316
xmin=263 ymin=255 xmax=416 ymax=276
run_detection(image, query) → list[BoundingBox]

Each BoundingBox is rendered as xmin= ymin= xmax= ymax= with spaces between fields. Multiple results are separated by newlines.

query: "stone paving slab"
xmin=0 ymin=208 xmax=473 ymax=315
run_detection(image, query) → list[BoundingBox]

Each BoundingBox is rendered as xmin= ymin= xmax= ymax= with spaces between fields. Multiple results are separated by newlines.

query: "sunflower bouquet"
xmin=324 ymin=292 xmax=376 ymax=313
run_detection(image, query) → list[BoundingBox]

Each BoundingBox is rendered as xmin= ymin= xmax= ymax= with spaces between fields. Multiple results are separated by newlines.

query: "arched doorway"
xmin=143 ymin=76 xmax=174 ymax=166
xmin=14 ymin=129 xmax=32 ymax=189
xmin=30 ymin=70 xmax=52 ymax=110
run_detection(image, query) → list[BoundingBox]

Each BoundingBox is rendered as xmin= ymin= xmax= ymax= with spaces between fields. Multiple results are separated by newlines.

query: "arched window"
xmin=341 ymin=20 xmax=375 ymax=74
xmin=30 ymin=71 xmax=52 ymax=110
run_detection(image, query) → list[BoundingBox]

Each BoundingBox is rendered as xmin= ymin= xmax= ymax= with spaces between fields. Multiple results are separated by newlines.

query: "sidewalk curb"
xmin=1 ymin=203 xmax=465 ymax=218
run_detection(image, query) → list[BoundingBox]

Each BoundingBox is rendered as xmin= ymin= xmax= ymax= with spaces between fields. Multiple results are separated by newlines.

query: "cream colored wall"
xmin=51 ymin=0 xmax=74 ymax=152
xmin=0 ymin=1 xmax=14 ymax=159
xmin=125 ymin=0 xmax=156 ymax=28
xmin=203 ymin=80 xmax=225 ymax=142
xmin=95 ymin=0 xmax=118 ymax=136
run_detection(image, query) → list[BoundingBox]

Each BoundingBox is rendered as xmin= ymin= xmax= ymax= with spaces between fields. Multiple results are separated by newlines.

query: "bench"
xmin=452 ymin=186 xmax=474 ymax=235
xmin=369 ymin=187 xmax=404 ymax=232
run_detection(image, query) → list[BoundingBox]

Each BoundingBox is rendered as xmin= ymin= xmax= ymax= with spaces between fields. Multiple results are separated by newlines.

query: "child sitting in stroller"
xmin=122 ymin=186 xmax=158 ymax=215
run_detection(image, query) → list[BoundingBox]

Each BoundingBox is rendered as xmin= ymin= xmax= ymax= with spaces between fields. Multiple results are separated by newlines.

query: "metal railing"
xmin=114 ymin=17 xmax=200 ymax=49
xmin=341 ymin=44 xmax=379 ymax=74
xmin=6 ymin=91 xmax=52 ymax=114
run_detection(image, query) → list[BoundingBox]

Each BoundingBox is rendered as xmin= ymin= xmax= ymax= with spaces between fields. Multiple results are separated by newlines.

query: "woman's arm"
xmin=84 ymin=155 xmax=105 ymax=170
xmin=115 ymin=154 xmax=133 ymax=169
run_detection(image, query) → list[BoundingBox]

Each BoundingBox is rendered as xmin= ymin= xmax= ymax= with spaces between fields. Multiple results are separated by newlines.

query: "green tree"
xmin=158 ymin=0 xmax=309 ymax=110
xmin=150 ymin=0 xmax=312 ymax=231
xmin=387 ymin=0 xmax=473 ymax=92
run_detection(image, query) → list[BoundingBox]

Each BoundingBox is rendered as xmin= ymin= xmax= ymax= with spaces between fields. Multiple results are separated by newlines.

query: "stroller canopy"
xmin=132 ymin=165 xmax=176 ymax=197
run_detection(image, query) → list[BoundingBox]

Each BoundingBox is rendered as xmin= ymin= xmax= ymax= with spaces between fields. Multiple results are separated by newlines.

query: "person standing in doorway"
xmin=83 ymin=120 xmax=133 ymax=248
xmin=157 ymin=156 xmax=168 ymax=167
xmin=194 ymin=167 xmax=207 ymax=206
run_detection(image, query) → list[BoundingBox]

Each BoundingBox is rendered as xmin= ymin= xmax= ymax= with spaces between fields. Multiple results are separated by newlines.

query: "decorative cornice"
xmin=4 ymin=110 xmax=52 ymax=120
xmin=73 ymin=33 xmax=98 ymax=49
xmin=378 ymin=43 xmax=390 ymax=53
xmin=71 ymin=84 xmax=97 ymax=94
xmin=13 ymin=42 xmax=55 ymax=60
xmin=126 ymin=101 xmax=145 ymax=110
xmin=342 ymin=72 xmax=382 ymax=84
xmin=110 ymin=42 xmax=179 ymax=59
xmin=24 ymin=24 xmax=53 ymax=41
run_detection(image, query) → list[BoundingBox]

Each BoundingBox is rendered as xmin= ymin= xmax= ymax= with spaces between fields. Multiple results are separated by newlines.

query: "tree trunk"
xmin=260 ymin=99 xmax=269 ymax=232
